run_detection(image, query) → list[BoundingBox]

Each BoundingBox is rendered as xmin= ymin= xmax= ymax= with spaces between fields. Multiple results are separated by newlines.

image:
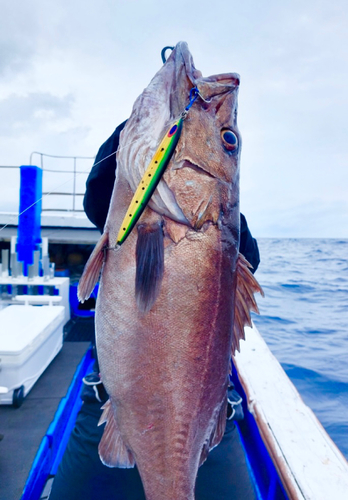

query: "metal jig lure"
xmin=115 ymin=87 xmax=201 ymax=248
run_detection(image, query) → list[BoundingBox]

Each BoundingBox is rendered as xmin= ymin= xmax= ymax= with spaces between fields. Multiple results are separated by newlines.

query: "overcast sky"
xmin=0 ymin=0 xmax=347 ymax=237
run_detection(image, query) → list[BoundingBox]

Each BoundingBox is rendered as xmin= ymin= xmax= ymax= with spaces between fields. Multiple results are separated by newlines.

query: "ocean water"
xmin=251 ymin=238 xmax=348 ymax=460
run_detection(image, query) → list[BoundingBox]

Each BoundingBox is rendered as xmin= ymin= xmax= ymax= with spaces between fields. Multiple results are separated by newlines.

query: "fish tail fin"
xmin=199 ymin=398 xmax=228 ymax=466
xmin=232 ymin=253 xmax=264 ymax=354
xmin=78 ymin=232 xmax=109 ymax=302
xmin=135 ymin=222 xmax=164 ymax=313
xmin=98 ymin=400 xmax=135 ymax=468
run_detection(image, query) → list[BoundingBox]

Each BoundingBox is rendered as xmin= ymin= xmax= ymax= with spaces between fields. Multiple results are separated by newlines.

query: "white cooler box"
xmin=0 ymin=305 xmax=65 ymax=406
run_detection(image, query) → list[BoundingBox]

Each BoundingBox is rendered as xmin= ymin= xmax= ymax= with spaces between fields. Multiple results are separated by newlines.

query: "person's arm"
xmin=83 ymin=120 xmax=127 ymax=232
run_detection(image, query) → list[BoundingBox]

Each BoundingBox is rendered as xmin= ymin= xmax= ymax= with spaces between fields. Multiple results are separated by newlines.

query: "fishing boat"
xmin=0 ymin=159 xmax=347 ymax=500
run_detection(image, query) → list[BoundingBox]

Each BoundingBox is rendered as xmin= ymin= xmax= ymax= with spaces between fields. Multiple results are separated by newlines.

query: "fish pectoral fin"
xmin=98 ymin=400 xmax=135 ymax=469
xmin=232 ymin=253 xmax=264 ymax=354
xmin=77 ymin=232 xmax=109 ymax=302
xmin=135 ymin=221 xmax=164 ymax=313
xmin=199 ymin=399 xmax=228 ymax=467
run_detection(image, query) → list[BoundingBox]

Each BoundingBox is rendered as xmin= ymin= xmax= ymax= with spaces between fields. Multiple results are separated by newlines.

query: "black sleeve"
xmin=239 ymin=213 xmax=260 ymax=274
xmin=83 ymin=120 xmax=127 ymax=232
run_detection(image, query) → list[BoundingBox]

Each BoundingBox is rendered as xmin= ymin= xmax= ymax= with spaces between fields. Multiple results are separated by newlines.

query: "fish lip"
xmin=195 ymin=73 xmax=240 ymax=101
xmin=200 ymin=72 xmax=240 ymax=85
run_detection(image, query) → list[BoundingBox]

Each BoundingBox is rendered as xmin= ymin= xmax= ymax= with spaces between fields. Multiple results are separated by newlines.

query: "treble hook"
xmin=161 ymin=46 xmax=174 ymax=64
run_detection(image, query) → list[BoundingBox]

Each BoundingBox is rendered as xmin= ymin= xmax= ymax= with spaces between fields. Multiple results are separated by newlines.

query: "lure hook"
xmin=161 ymin=46 xmax=174 ymax=64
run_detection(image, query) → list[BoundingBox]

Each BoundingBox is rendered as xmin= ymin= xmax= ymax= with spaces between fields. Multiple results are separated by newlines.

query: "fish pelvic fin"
xmin=135 ymin=221 xmax=164 ymax=313
xmin=233 ymin=253 xmax=264 ymax=354
xmin=199 ymin=398 xmax=228 ymax=467
xmin=77 ymin=232 xmax=109 ymax=302
xmin=98 ymin=400 xmax=135 ymax=469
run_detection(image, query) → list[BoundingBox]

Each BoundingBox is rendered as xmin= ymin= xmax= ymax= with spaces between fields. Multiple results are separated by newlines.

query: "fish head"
xmin=165 ymin=43 xmax=241 ymax=230
xmin=117 ymin=41 xmax=241 ymax=231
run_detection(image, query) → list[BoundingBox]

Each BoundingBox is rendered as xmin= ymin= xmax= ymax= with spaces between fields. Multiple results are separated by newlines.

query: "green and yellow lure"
xmin=115 ymin=87 xmax=199 ymax=247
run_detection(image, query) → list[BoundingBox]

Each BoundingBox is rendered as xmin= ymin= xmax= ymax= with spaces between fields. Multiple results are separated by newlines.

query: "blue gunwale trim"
xmin=231 ymin=364 xmax=290 ymax=500
xmin=21 ymin=344 xmax=94 ymax=500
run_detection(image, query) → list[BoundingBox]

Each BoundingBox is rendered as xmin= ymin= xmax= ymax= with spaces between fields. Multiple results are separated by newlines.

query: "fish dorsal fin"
xmin=78 ymin=232 xmax=108 ymax=302
xmin=233 ymin=253 xmax=264 ymax=354
xmin=135 ymin=222 xmax=164 ymax=313
xmin=98 ymin=400 xmax=135 ymax=468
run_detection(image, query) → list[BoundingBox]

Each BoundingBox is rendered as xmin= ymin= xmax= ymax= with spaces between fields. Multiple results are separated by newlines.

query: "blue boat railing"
xmin=0 ymin=154 xmax=94 ymax=215
xmin=29 ymin=152 xmax=94 ymax=213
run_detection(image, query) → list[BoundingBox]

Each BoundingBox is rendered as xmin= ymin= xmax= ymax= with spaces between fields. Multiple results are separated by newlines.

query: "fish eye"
xmin=221 ymin=129 xmax=238 ymax=152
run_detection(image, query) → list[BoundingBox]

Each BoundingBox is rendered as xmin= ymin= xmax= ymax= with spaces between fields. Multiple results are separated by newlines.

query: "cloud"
xmin=0 ymin=2 xmax=39 ymax=77
xmin=0 ymin=0 xmax=347 ymax=236
xmin=0 ymin=41 xmax=34 ymax=76
xmin=0 ymin=92 xmax=74 ymax=136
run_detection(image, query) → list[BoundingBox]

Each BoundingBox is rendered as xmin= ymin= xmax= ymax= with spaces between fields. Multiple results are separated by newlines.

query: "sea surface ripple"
xmin=251 ymin=238 xmax=348 ymax=459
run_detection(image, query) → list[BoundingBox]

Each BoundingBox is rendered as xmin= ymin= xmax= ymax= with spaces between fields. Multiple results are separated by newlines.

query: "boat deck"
xmin=0 ymin=339 xmax=91 ymax=500
xmin=2 ymin=316 xmax=347 ymax=500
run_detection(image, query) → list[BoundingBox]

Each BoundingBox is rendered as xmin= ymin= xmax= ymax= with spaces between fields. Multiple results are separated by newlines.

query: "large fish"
xmin=78 ymin=41 xmax=262 ymax=500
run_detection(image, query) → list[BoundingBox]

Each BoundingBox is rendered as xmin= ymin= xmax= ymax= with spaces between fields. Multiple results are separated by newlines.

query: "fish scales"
xmin=79 ymin=41 xmax=262 ymax=500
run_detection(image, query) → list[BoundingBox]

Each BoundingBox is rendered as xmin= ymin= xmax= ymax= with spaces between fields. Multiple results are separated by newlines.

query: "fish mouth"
xmin=174 ymin=41 xmax=240 ymax=94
